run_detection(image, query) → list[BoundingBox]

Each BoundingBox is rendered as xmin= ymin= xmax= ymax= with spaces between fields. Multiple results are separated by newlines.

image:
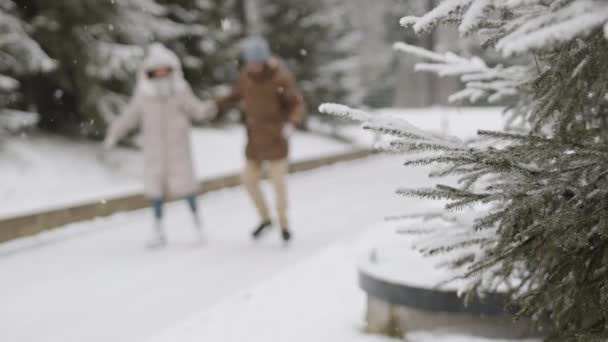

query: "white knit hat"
xmin=142 ymin=43 xmax=181 ymax=71
xmin=135 ymin=43 xmax=188 ymax=96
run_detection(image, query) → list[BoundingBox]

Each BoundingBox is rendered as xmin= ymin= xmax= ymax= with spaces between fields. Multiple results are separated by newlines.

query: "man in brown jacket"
xmin=216 ymin=36 xmax=305 ymax=243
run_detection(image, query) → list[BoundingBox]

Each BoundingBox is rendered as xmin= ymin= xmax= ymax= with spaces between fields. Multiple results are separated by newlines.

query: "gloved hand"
xmin=206 ymin=101 xmax=219 ymax=121
xmin=282 ymin=123 xmax=295 ymax=139
xmin=194 ymin=101 xmax=219 ymax=123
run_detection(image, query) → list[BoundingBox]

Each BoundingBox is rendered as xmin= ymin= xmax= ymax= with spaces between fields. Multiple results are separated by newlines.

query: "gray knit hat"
xmin=242 ymin=36 xmax=271 ymax=64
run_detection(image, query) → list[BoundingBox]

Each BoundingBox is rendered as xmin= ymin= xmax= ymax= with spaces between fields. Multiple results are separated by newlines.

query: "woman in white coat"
xmin=104 ymin=43 xmax=217 ymax=248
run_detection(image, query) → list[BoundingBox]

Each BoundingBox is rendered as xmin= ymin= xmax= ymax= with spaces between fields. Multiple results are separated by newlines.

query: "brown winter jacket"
xmin=216 ymin=58 xmax=306 ymax=161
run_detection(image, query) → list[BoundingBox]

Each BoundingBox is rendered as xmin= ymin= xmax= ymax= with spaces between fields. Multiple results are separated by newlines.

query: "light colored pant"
xmin=242 ymin=159 xmax=289 ymax=229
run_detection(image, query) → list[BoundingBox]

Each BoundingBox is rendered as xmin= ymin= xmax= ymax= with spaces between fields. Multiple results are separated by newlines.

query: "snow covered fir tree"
xmin=322 ymin=0 xmax=608 ymax=340
xmin=1 ymin=0 xmax=238 ymax=137
xmin=156 ymin=0 xmax=242 ymax=97
xmin=0 ymin=0 xmax=362 ymax=138
xmin=0 ymin=0 xmax=55 ymax=133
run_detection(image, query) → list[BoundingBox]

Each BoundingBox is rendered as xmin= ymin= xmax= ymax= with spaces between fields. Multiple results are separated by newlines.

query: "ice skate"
xmin=146 ymin=222 xmax=167 ymax=249
xmin=251 ymin=221 xmax=272 ymax=240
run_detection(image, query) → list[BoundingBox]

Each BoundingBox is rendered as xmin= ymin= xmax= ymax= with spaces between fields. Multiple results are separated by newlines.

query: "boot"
xmin=281 ymin=228 xmax=292 ymax=243
xmin=251 ymin=220 xmax=272 ymax=239
xmin=192 ymin=213 xmax=204 ymax=242
xmin=186 ymin=196 xmax=203 ymax=242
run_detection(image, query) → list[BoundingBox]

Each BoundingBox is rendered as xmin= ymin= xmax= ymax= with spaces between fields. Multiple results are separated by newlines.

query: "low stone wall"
xmin=360 ymin=271 xmax=542 ymax=339
xmin=0 ymin=149 xmax=371 ymax=243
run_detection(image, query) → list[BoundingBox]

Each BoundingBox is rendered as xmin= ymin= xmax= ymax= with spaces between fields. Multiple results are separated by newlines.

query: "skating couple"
xmin=104 ymin=37 xmax=305 ymax=248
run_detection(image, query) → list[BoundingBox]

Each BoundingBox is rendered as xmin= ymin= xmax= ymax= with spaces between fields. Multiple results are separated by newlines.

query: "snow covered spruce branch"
xmin=0 ymin=109 xmax=38 ymax=133
xmin=319 ymin=103 xmax=465 ymax=152
xmin=0 ymin=10 xmax=56 ymax=75
xmin=393 ymin=42 xmax=528 ymax=104
xmin=86 ymin=42 xmax=144 ymax=81
xmin=401 ymin=0 xmax=608 ymax=57
xmin=0 ymin=74 xmax=18 ymax=92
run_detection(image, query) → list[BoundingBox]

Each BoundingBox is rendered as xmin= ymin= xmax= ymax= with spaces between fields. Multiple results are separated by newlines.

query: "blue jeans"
xmin=151 ymin=195 xmax=198 ymax=221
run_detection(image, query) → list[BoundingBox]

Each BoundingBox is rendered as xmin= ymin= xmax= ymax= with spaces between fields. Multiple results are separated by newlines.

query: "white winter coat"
xmin=105 ymin=44 xmax=216 ymax=199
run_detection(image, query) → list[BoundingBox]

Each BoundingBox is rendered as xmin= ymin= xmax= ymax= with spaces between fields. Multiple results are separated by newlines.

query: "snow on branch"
xmin=113 ymin=0 xmax=199 ymax=43
xmin=401 ymin=0 xmax=608 ymax=57
xmin=394 ymin=42 xmax=486 ymax=76
xmin=319 ymin=104 xmax=465 ymax=150
xmin=459 ymin=0 xmax=491 ymax=36
xmin=318 ymin=103 xmax=370 ymax=122
xmin=0 ymin=74 xmax=18 ymax=91
xmin=0 ymin=11 xmax=56 ymax=75
xmin=502 ymin=0 xmax=544 ymax=6
xmin=123 ymin=0 xmax=167 ymax=16
xmin=394 ymin=42 xmax=528 ymax=104
xmin=86 ymin=42 xmax=144 ymax=80
xmin=0 ymin=109 xmax=38 ymax=132
xmin=401 ymin=0 xmax=472 ymax=34
xmin=497 ymin=1 xmax=608 ymax=56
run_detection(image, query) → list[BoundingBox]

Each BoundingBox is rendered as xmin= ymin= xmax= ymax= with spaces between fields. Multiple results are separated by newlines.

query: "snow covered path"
xmin=0 ymin=155 xmax=436 ymax=342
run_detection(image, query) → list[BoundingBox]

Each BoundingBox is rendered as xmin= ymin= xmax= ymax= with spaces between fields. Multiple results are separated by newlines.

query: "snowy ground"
xmin=1 ymin=155 xmax=430 ymax=342
xmin=148 ymin=227 xmax=395 ymax=342
xmin=0 ymin=107 xmax=514 ymax=342
xmin=150 ymin=222 xmax=538 ymax=342
xmin=0 ymin=126 xmax=352 ymax=218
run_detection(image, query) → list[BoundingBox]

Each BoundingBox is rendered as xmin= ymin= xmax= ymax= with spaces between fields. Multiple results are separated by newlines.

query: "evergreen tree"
xmin=157 ymin=0 xmax=243 ymax=97
xmin=15 ymin=0 xmax=201 ymax=136
xmin=259 ymin=0 xmax=361 ymax=119
xmin=4 ymin=0 xmax=360 ymax=135
xmin=323 ymin=0 xmax=608 ymax=340
xmin=0 ymin=0 xmax=54 ymax=113
xmin=6 ymin=0 xmax=238 ymax=137
xmin=362 ymin=0 xmax=431 ymax=107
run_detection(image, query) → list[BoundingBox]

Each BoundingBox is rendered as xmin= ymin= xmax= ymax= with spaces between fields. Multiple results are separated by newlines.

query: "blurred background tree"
xmin=1 ymin=0 xmax=366 ymax=137
xmin=258 ymin=0 xmax=362 ymax=119
xmin=8 ymin=0 xmax=191 ymax=137
xmin=0 ymin=0 xmax=55 ymax=126
xmin=0 ymin=0 xmax=474 ymax=138
xmin=157 ymin=0 xmax=242 ymax=98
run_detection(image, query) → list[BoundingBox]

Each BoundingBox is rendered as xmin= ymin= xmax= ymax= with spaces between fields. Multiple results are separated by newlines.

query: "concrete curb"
xmin=0 ymin=149 xmax=371 ymax=244
xmin=359 ymin=271 xmax=509 ymax=316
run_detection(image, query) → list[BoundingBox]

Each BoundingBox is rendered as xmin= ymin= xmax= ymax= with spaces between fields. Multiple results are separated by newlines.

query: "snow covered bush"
xmin=322 ymin=0 xmax=608 ymax=340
